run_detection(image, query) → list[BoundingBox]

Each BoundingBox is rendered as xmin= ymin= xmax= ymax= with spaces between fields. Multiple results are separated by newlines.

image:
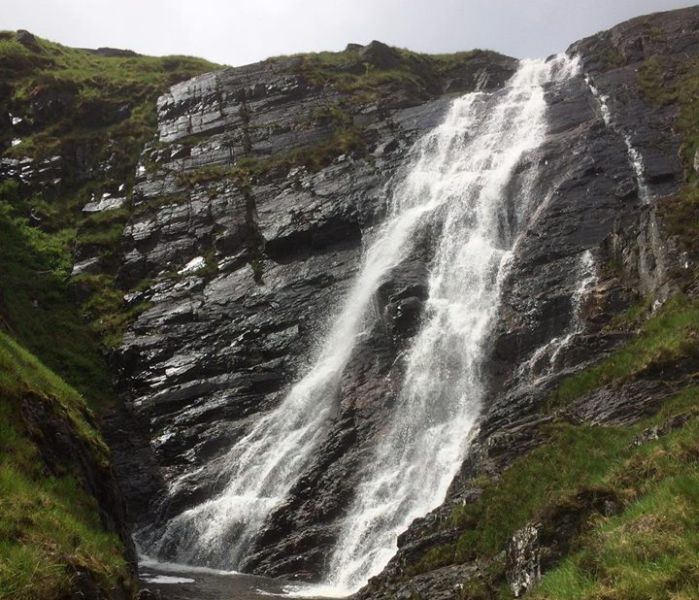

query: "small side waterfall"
xmin=585 ymin=76 xmax=651 ymax=203
xmin=143 ymin=54 xmax=581 ymax=593
xmin=519 ymin=250 xmax=598 ymax=384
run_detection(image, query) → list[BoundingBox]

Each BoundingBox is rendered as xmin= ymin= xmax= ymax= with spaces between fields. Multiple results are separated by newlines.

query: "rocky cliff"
xmin=110 ymin=7 xmax=699 ymax=595
xmin=356 ymin=8 xmax=699 ymax=599
xmin=1 ymin=6 xmax=698 ymax=600
xmin=107 ymin=43 xmax=518 ymax=576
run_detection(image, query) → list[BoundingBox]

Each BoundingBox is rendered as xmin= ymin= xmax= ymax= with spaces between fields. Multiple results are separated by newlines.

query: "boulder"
xmin=359 ymin=40 xmax=403 ymax=69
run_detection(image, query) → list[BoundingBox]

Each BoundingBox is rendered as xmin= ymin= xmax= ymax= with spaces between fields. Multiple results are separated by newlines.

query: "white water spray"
xmin=519 ymin=250 xmax=598 ymax=384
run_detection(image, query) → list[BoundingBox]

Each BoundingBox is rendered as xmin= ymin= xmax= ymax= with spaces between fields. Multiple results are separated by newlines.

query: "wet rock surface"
xmin=99 ymin=8 xmax=699 ymax=599
xmin=108 ymin=44 xmax=518 ymax=577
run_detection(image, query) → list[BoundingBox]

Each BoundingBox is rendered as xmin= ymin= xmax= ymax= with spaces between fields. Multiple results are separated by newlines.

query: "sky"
xmin=1 ymin=0 xmax=697 ymax=66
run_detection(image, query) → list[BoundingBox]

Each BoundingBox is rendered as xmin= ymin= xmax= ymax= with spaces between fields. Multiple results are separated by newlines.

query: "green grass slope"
xmin=0 ymin=31 xmax=219 ymax=599
xmin=0 ymin=330 xmax=131 ymax=599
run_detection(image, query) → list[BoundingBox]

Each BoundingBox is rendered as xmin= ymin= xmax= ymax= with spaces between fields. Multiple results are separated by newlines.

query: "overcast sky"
xmin=2 ymin=0 xmax=697 ymax=66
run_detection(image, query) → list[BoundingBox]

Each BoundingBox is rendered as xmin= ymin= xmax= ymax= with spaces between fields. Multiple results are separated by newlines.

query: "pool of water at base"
xmin=138 ymin=558 xmax=335 ymax=600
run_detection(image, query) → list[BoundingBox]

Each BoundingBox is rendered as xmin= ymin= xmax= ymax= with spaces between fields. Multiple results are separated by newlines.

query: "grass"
xmin=659 ymin=186 xmax=699 ymax=292
xmin=285 ymin=46 xmax=499 ymax=104
xmin=0 ymin=330 xmax=107 ymax=453
xmin=0 ymin=32 xmax=217 ymax=598
xmin=0 ymin=201 xmax=115 ymax=406
xmin=551 ymin=296 xmax=699 ymax=406
xmin=71 ymin=273 xmax=152 ymax=348
xmin=603 ymin=295 xmax=654 ymax=332
xmin=530 ymin=405 xmax=699 ymax=599
xmin=0 ymin=33 xmax=218 ymax=166
xmin=0 ymin=330 xmax=131 ymax=599
xmin=410 ymin=423 xmax=634 ymax=576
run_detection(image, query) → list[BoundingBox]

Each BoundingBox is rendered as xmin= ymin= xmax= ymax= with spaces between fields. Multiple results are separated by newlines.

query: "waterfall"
xmin=143 ymin=88 xmax=486 ymax=570
xmin=314 ymin=55 xmax=580 ymax=596
xmin=142 ymin=145 xmax=449 ymax=564
xmin=143 ymin=54 xmax=580 ymax=592
xmin=519 ymin=250 xmax=597 ymax=383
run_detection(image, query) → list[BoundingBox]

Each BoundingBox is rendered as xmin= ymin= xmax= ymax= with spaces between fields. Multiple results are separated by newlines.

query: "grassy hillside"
xmin=0 ymin=31 xmax=218 ymax=599
xmin=0 ymin=31 xmax=218 ymax=369
xmin=0 ymin=330 xmax=131 ymax=599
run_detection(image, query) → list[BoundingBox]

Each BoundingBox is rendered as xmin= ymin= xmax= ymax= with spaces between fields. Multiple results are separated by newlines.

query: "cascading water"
xmin=143 ymin=53 xmax=581 ymax=594
xmin=142 ymin=141 xmax=450 ymax=564
xmin=519 ymin=250 xmax=597 ymax=384
xmin=317 ymin=55 xmax=580 ymax=596
xmin=143 ymin=86 xmax=489 ymax=570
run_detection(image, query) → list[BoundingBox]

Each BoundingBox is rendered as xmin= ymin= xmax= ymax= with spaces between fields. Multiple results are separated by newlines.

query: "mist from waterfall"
xmin=142 ymin=53 xmax=581 ymax=595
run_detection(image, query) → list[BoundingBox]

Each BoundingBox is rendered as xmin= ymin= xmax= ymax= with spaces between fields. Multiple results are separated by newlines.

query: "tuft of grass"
xmin=277 ymin=46 xmax=506 ymax=105
xmin=531 ymin=419 xmax=699 ymax=600
xmin=0 ymin=33 xmax=219 ymax=165
xmin=597 ymin=47 xmax=626 ymax=71
xmin=604 ymin=294 xmax=654 ymax=332
xmin=453 ymin=425 xmax=632 ymax=561
xmin=638 ymin=55 xmax=699 ymax=177
xmin=552 ymin=296 xmax=699 ymax=406
xmin=71 ymin=273 xmax=152 ymax=348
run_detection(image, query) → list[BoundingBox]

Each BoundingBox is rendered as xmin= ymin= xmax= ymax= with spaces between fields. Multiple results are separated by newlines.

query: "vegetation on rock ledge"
xmin=0 ymin=30 xmax=218 ymax=356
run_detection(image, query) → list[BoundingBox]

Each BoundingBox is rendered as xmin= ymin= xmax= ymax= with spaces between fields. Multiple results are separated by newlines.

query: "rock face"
xmin=108 ymin=45 xmax=518 ymax=576
xmin=104 ymin=7 xmax=698 ymax=597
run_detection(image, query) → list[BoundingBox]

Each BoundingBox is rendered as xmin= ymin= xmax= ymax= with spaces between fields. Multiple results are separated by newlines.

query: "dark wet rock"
xmin=505 ymin=488 xmax=622 ymax=599
xmin=15 ymin=29 xmax=37 ymax=47
xmin=565 ymin=379 xmax=674 ymax=426
xmin=91 ymin=47 xmax=140 ymax=57
xmin=106 ymin=47 xmax=518 ymax=577
xmin=506 ymin=524 xmax=541 ymax=597
xmin=632 ymin=411 xmax=694 ymax=446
